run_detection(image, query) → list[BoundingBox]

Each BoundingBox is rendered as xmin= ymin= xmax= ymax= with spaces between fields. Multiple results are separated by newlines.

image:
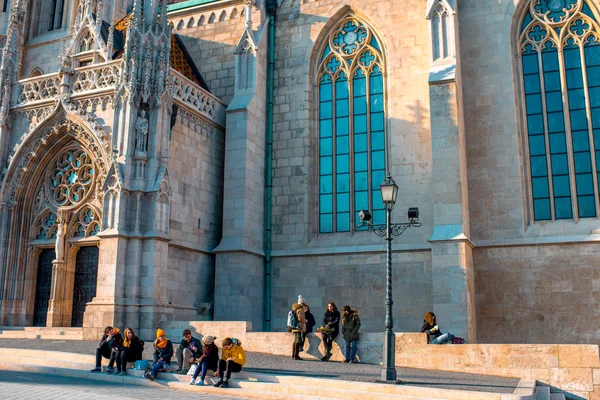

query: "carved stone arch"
xmin=67 ymin=203 xmax=102 ymax=239
xmin=0 ymin=101 xmax=111 ymax=205
xmin=219 ymin=10 xmax=227 ymax=21
xmin=309 ymin=6 xmax=388 ymax=81
xmin=230 ymin=8 xmax=239 ymax=19
xmin=29 ymin=67 xmax=44 ymax=78
xmin=176 ymin=19 xmax=184 ymax=30
xmin=198 ymin=15 xmax=205 ymax=26
xmin=187 ymin=17 xmax=195 ymax=28
xmin=30 ymin=208 xmax=58 ymax=241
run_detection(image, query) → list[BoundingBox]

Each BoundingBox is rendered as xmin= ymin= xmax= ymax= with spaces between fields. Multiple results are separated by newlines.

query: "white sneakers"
xmin=189 ymin=378 xmax=206 ymax=386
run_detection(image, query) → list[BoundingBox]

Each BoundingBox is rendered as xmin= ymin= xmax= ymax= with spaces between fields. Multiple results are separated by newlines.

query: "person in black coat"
xmin=115 ymin=327 xmax=144 ymax=375
xmin=320 ymin=302 xmax=340 ymax=361
xmin=90 ymin=326 xmax=121 ymax=373
xmin=300 ymin=304 xmax=316 ymax=352
xmin=145 ymin=328 xmax=174 ymax=381
xmin=420 ymin=311 xmax=455 ymax=344
xmin=189 ymin=335 xmax=219 ymax=386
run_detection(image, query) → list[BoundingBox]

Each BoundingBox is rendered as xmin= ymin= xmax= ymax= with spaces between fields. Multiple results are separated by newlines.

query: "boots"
xmin=291 ymin=343 xmax=296 ymax=360
xmin=292 ymin=343 xmax=303 ymax=360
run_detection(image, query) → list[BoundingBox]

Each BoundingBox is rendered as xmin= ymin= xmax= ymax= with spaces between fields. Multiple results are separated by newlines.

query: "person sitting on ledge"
xmin=420 ymin=311 xmax=455 ymax=344
xmin=213 ymin=337 xmax=246 ymax=388
xmin=176 ymin=328 xmax=202 ymax=374
xmin=189 ymin=335 xmax=219 ymax=386
xmin=319 ymin=302 xmax=340 ymax=361
xmin=145 ymin=328 xmax=173 ymax=381
xmin=114 ymin=327 xmax=143 ymax=376
xmin=90 ymin=326 xmax=119 ymax=373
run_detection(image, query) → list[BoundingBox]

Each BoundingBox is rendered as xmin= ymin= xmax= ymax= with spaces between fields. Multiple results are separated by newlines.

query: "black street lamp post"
xmin=357 ymin=174 xmax=421 ymax=383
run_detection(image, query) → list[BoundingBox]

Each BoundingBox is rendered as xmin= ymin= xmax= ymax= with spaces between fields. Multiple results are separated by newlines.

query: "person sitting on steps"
xmin=176 ymin=328 xmax=202 ymax=374
xmin=189 ymin=335 xmax=219 ymax=386
xmin=144 ymin=328 xmax=173 ymax=381
xmin=90 ymin=326 xmax=119 ymax=373
xmin=214 ymin=337 xmax=246 ymax=389
xmin=114 ymin=327 xmax=143 ymax=376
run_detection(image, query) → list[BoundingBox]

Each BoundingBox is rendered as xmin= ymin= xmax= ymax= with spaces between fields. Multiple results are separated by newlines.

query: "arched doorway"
xmin=32 ymin=248 xmax=55 ymax=326
xmin=71 ymin=246 xmax=99 ymax=327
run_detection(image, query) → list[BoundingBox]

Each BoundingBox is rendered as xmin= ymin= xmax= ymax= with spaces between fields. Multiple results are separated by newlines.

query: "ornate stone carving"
xmin=48 ymin=148 xmax=95 ymax=207
xmin=55 ymin=210 xmax=66 ymax=261
xmin=170 ymin=69 xmax=218 ymax=123
xmin=70 ymin=206 xmax=101 ymax=238
xmin=72 ymin=61 xmax=122 ymax=93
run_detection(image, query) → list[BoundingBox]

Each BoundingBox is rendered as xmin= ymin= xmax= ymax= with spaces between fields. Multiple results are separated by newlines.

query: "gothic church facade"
xmin=0 ymin=0 xmax=598 ymax=344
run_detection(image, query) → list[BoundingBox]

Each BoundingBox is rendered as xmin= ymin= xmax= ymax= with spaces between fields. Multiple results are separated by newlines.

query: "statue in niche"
xmin=55 ymin=211 xmax=66 ymax=262
xmin=135 ymin=110 xmax=149 ymax=152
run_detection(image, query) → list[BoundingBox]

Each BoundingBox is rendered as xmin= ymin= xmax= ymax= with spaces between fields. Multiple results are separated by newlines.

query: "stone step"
xmin=550 ymin=394 xmax=565 ymax=400
xmin=0 ymin=327 xmax=83 ymax=340
xmin=0 ymin=349 xmax=504 ymax=400
xmin=535 ymin=386 xmax=550 ymax=400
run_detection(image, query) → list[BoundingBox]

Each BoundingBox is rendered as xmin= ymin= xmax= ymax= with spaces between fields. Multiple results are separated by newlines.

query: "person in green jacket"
xmin=341 ymin=305 xmax=361 ymax=363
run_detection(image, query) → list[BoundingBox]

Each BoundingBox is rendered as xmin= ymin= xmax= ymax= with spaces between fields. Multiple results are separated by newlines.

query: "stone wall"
xmin=271 ymin=250 xmax=432 ymax=333
xmin=168 ymin=120 xmax=224 ymax=252
xmin=172 ymin=1 xmax=251 ymax=105
xmin=474 ymin=243 xmax=600 ymax=345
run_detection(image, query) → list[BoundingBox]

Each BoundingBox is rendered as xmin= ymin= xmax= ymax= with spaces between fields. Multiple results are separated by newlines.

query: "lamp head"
xmin=359 ymin=209 xmax=372 ymax=222
xmin=380 ymin=174 xmax=399 ymax=211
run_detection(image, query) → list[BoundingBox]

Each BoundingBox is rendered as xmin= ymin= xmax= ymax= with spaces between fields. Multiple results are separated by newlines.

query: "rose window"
xmin=49 ymin=149 xmax=95 ymax=207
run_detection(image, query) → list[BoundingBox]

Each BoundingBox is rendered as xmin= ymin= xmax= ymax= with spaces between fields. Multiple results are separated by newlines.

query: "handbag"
xmin=134 ymin=360 xmax=149 ymax=370
xmin=187 ymin=364 xmax=197 ymax=376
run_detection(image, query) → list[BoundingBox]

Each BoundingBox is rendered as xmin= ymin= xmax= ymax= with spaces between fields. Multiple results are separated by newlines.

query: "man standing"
xmin=341 ymin=305 xmax=361 ymax=363
xmin=289 ymin=298 xmax=306 ymax=361
xmin=176 ymin=329 xmax=202 ymax=374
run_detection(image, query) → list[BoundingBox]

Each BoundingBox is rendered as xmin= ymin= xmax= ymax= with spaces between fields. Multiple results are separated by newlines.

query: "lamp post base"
xmin=381 ymin=329 xmax=397 ymax=382
xmin=380 ymin=368 xmax=397 ymax=382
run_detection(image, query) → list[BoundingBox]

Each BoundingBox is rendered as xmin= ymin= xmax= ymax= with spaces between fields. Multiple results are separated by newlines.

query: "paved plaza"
xmin=0 ymin=370 xmax=248 ymax=400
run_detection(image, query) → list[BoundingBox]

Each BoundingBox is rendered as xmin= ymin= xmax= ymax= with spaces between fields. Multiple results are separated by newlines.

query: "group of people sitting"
xmin=90 ymin=326 xmax=246 ymax=388
xmin=289 ymin=296 xmax=362 ymax=363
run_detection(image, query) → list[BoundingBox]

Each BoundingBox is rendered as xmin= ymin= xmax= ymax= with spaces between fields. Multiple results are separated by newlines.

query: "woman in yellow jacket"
xmin=213 ymin=337 xmax=246 ymax=388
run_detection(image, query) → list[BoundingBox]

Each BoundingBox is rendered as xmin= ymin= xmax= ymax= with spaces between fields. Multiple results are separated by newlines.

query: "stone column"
xmin=426 ymin=0 xmax=476 ymax=342
xmin=213 ymin=13 xmax=268 ymax=331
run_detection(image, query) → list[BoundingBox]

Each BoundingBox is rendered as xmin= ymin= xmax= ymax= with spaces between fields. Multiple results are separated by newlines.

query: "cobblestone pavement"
xmin=0 ymin=339 xmax=519 ymax=393
xmin=0 ymin=370 xmax=249 ymax=399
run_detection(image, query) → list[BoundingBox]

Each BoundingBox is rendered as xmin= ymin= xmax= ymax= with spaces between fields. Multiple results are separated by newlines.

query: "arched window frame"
xmin=426 ymin=0 xmax=456 ymax=64
xmin=315 ymin=14 xmax=388 ymax=234
xmin=517 ymin=0 xmax=600 ymax=222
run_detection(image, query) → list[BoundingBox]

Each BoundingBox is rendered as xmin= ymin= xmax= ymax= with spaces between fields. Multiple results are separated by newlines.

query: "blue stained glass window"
xmin=318 ymin=17 xmax=386 ymax=232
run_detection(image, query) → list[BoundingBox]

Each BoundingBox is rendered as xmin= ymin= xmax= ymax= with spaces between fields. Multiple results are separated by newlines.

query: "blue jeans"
xmin=345 ymin=340 xmax=357 ymax=361
xmin=192 ymin=359 xmax=210 ymax=381
xmin=431 ymin=333 xmax=454 ymax=344
xmin=151 ymin=356 xmax=169 ymax=377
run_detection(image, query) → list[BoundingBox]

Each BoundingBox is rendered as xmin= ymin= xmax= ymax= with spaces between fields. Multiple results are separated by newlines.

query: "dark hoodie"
xmin=342 ymin=309 xmax=361 ymax=341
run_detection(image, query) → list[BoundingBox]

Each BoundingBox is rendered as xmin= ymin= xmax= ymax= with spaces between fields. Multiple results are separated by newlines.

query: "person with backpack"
xmin=114 ymin=327 xmax=143 ymax=375
xmin=288 ymin=296 xmax=306 ymax=361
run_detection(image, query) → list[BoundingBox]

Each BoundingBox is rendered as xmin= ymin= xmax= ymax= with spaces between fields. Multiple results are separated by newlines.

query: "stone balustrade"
xmin=163 ymin=321 xmax=600 ymax=399
xmin=169 ymin=68 xmax=226 ymax=127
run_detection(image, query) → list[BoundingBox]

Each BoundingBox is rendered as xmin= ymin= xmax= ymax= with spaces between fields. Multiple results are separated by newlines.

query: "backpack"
xmin=287 ymin=309 xmax=299 ymax=331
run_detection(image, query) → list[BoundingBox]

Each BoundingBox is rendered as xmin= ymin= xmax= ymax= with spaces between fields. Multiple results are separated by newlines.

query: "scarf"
xmin=156 ymin=328 xmax=167 ymax=349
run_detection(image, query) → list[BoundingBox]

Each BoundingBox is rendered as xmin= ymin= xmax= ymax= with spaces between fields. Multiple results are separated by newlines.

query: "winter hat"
xmin=298 ymin=295 xmax=306 ymax=305
xmin=156 ymin=328 xmax=166 ymax=339
xmin=202 ymin=335 xmax=216 ymax=345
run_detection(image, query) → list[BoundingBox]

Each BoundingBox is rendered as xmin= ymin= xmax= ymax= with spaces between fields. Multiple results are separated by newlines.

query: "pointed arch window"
xmin=519 ymin=0 xmax=600 ymax=221
xmin=317 ymin=16 xmax=386 ymax=233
